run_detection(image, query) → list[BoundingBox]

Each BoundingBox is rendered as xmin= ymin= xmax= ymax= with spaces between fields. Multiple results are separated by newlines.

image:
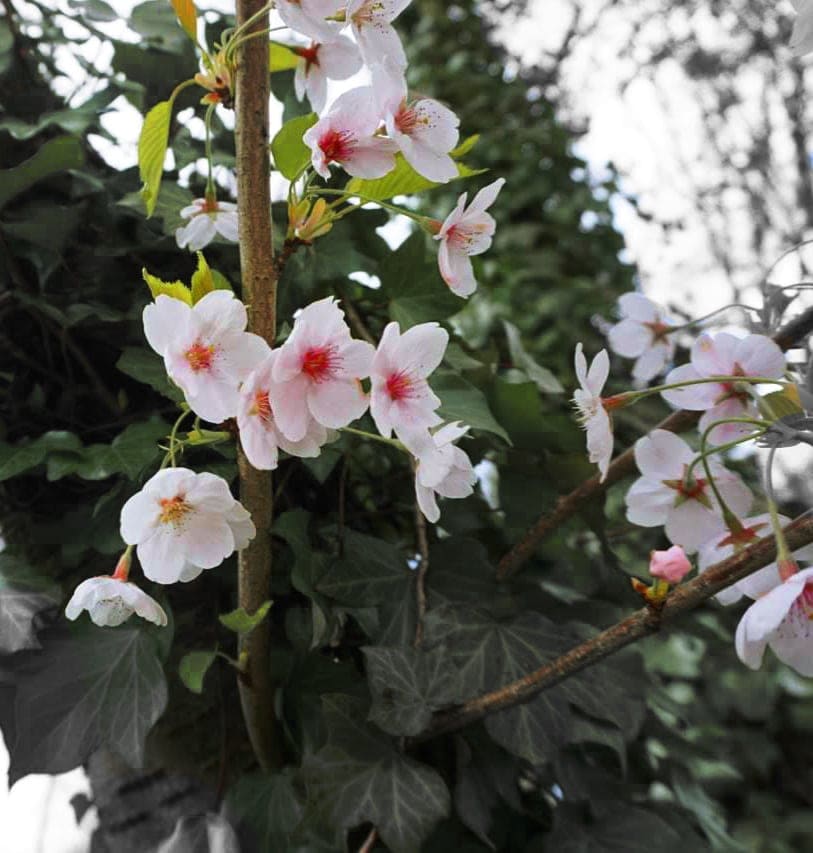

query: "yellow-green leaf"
xmin=179 ymin=650 xmax=216 ymax=694
xmin=142 ymin=268 xmax=192 ymax=304
xmin=270 ymin=42 xmax=300 ymax=72
xmin=190 ymin=252 xmax=214 ymax=303
xmin=451 ymin=133 xmax=479 ymax=158
xmin=762 ymin=388 xmax=805 ymax=420
xmin=170 ymin=0 xmax=197 ymax=41
xmin=218 ymin=600 xmax=272 ymax=634
xmin=138 ymin=99 xmax=173 ymax=217
xmin=271 ymin=113 xmax=317 ymax=180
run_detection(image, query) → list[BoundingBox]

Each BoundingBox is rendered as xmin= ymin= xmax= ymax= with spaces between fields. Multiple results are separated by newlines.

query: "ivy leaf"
xmin=304 ymin=695 xmax=450 ymax=853
xmin=0 ymin=136 xmax=85 ymax=210
xmin=143 ymin=267 xmax=192 ymax=304
xmin=271 ymin=113 xmax=317 ymax=180
xmin=0 ymin=554 xmax=60 ymax=654
xmin=138 ymin=99 xmax=173 ymax=217
xmin=178 ymin=650 xmax=216 ymax=694
xmin=170 ymin=0 xmax=197 ymax=42
xmin=103 ymin=419 xmax=170 ymax=480
xmin=269 ymin=42 xmax=300 ymax=72
xmin=4 ymin=621 xmax=168 ymax=784
xmin=227 ymin=771 xmax=306 ymax=850
xmin=432 ymin=371 xmax=510 ymax=443
xmin=0 ymin=431 xmax=82 ymax=482
xmin=117 ymin=347 xmax=184 ymax=402
xmin=219 ymin=600 xmax=272 ymax=634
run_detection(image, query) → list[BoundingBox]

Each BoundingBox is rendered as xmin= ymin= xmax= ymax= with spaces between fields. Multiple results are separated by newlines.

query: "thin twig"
xmin=496 ymin=304 xmax=813 ymax=580
xmin=416 ymin=514 xmax=813 ymax=741
xmin=413 ymin=484 xmax=430 ymax=648
xmin=341 ymin=292 xmax=377 ymax=345
xmin=358 ymin=826 xmax=378 ymax=853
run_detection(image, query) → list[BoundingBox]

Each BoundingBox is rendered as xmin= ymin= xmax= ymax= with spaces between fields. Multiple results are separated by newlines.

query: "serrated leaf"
xmin=270 ymin=113 xmax=317 ymax=180
xmin=117 ymin=347 xmax=184 ymax=402
xmin=143 ymin=267 xmax=192 ymax=304
xmin=104 ymin=419 xmax=169 ymax=480
xmin=0 ymin=554 xmax=60 ymax=654
xmin=190 ymin=252 xmax=214 ymax=303
xmin=0 ymin=135 xmax=85 ymax=210
xmin=219 ymin=600 xmax=272 ymax=634
xmin=503 ymin=320 xmax=564 ymax=393
xmin=227 ymin=771 xmax=305 ymax=850
xmin=270 ymin=41 xmax=300 ymax=72
xmin=138 ymin=99 xmax=173 ymax=217
xmin=0 ymin=431 xmax=82 ymax=482
xmin=304 ymin=695 xmax=450 ymax=853
xmin=431 ymin=371 xmax=510 ymax=442
xmin=170 ymin=0 xmax=197 ymax=41
xmin=179 ymin=650 xmax=216 ymax=694
xmin=5 ymin=621 xmax=167 ymax=783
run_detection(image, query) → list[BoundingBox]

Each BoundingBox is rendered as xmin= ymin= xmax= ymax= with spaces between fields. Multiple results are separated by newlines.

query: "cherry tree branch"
xmin=234 ymin=0 xmax=281 ymax=770
xmin=496 ymin=304 xmax=813 ymax=580
xmin=418 ymin=514 xmax=813 ymax=741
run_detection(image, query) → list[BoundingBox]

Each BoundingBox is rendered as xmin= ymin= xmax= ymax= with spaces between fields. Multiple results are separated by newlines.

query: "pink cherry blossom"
xmin=736 ymin=567 xmax=813 ymax=676
xmin=433 ymin=177 xmax=505 ymax=297
xmin=175 ymin=198 xmax=238 ymax=252
xmin=276 ymin=0 xmax=344 ymax=43
xmin=345 ymin=0 xmax=412 ymax=68
xmin=237 ymin=351 xmax=330 ymax=470
xmin=607 ymin=293 xmax=676 ymax=382
xmin=120 ymin=468 xmax=255 ymax=585
xmin=370 ymin=321 xmax=448 ymax=445
xmin=293 ymin=37 xmax=362 ymax=114
xmin=414 ymin=422 xmax=477 ymax=523
xmin=660 ymin=332 xmax=786 ymax=443
xmin=271 ymin=297 xmax=375 ymax=440
xmin=573 ymin=344 xmax=615 ymax=482
xmin=303 ymin=86 xmax=397 ymax=179
xmin=143 ymin=291 xmax=270 ymax=424
xmin=625 ymin=429 xmax=753 ymax=552
xmin=373 ymin=59 xmax=459 ymax=183
xmin=649 ymin=545 xmax=692 ymax=584
xmin=65 ymin=577 xmax=167 ymax=627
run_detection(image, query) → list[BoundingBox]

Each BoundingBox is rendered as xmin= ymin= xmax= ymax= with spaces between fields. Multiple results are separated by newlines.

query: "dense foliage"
xmin=2 ymin=2 xmax=812 ymax=852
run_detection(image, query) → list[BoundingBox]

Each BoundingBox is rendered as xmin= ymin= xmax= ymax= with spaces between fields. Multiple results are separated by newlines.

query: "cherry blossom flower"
xmin=293 ymin=37 xmax=362 ymax=114
xmin=120 ymin=468 xmax=255 ymax=585
xmin=573 ymin=344 xmax=616 ymax=482
xmin=373 ymin=59 xmax=459 ymax=183
xmin=736 ymin=566 xmax=813 ymax=676
xmin=237 ymin=351 xmax=330 ymax=470
xmin=697 ymin=514 xmax=813 ymax=605
xmin=791 ymin=0 xmax=813 ymax=56
xmin=625 ymin=429 xmax=753 ymax=552
xmin=303 ymin=86 xmax=398 ymax=180
xmin=271 ymin=297 xmax=375 ymax=440
xmin=345 ymin=0 xmax=412 ymax=68
xmin=276 ymin=0 xmax=344 ymax=43
xmin=649 ymin=545 xmax=692 ymax=584
xmin=432 ymin=177 xmax=505 ymax=297
xmin=370 ymin=321 xmax=448 ymax=445
xmin=175 ymin=198 xmax=239 ymax=252
xmin=66 ymin=577 xmax=167 ymax=627
xmin=414 ymin=422 xmax=477 ymax=523
xmin=607 ymin=292 xmax=676 ymax=382
xmin=660 ymin=332 xmax=786 ymax=443
xmin=143 ymin=291 xmax=270 ymax=423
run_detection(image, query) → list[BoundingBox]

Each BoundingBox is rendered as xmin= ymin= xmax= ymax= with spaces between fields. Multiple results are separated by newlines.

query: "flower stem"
xmin=310 ymin=188 xmax=427 ymax=223
xmin=762 ymin=445 xmax=793 ymax=564
xmin=340 ymin=426 xmax=408 ymax=452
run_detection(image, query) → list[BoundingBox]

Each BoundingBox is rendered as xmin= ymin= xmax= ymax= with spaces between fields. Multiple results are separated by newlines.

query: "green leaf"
xmin=190 ymin=252 xmax=215 ymax=303
xmin=5 ymin=621 xmax=167 ymax=784
xmin=143 ymin=267 xmax=192 ymax=304
xmin=502 ymin=321 xmax=564 ymax=393
xmin=270 ymin=42 xmax=300 ymax=72
xmin=178 ymin=650 xmax=216 ymax=694
xmin=227 ymin=771 xmax=306 ymax=850
xmin=117 ymin=347 xmax=184 ymax=402
xmin=0 ymin=431 xmax=82 ymax=482
xmin=0 ymin=554 xmax=60 ymax=654
xmin=219 ymin=600 xmax=272 ymax=634
xmin=103 ymin=419 xmax=169 ymax=480
xmin=138 ymin=99 xmax=173 ymax=217
xmin=431 ymin=371 xmax=509 ymax=442
xmin=170 ymin=0 xmax=197 ymax=41
xmin=270 ymin=113 xmax=317 ymax=180
xmin=304 ymin=695 xmax=450 ymax=853
xmin=0 ymin=136 xmax=85 ymax=210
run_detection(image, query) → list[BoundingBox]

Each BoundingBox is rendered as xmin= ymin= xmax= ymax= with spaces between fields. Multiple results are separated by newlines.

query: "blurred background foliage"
xmin=1 ymin=0 xmax=811 ymax=851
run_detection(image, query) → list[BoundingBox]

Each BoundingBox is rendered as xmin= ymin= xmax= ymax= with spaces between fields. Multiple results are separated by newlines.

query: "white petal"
xmin=143 ymin=296 xmax=192 ymax=357
xmin=734 ymin=334 xmax=786 ymax=379
xmin=607 ymin=318 xmax=651 ymax=359
xmin=308 ymin=379 xmax=369 ymax=428
xmin=633 ymin=429 xmax=692 ymax=479
xmin=660 ymin=364 xmax=721 ymax=410
xmin=617 ymin=292 xmax=658 ymax=323
xmin=392 ymin=323 xmax=448 ymax=376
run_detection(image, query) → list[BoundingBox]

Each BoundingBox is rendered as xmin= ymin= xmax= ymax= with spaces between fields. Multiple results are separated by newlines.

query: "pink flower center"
xmin=395 ymin=104 xmax=418 ymax=135
xmin=250 ymin=390 xmax=272 ymax=421
xmin=185 ymin=341 xmax=216 ymax=372
xmin=302 ymin=345 xmax=340 ymax=381
xmin=319 ymin=129 xmax=356 ymax=163
xmin=718 ymin=522 xmax=766 ymax=549
xmin=385 ymin=370 xmax=415 ymax=401
xmin=159 ymin=494 xmax=191 ymax=526
xmin=643 ymin=320 xmax=672 ymax=342
xmin=445 ymin=222 xmax=489 ymax=253
xmin=296 ymin=42 xmax=321 ymax=70
xmin=714 ymin=362 xmax=750 ymax=406
xmin=351 ymin=1 xmax=377 ymax=25
xmin=662 ymin=465 xmax=711 ymax=507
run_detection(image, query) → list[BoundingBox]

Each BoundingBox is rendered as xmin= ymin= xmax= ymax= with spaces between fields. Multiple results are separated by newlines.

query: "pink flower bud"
xmin=649 ymin=545 xmax=692 ymax=584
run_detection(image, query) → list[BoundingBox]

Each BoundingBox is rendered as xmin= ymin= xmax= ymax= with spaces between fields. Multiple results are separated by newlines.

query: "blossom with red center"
xmin=120 ymin=468 xmax=255 ymax=585
xmin=625 ymin=429 xmax=753 ymax=552
xmin=65 ymin=576 xmax=167 ymax=628
xmin=736 ymin=567 xmax=813 ymax=676
xmin=433 ymin=178 xmax=505 ymax=297
xmin=372 ymin=58 xmax=460 ymax=183
xmin=607 ymin=292 xmax=677 ymax=382
xmin=272 ymin=297 xmax=376 ymax=440
xmin=237 ymin=351 xmax=330 ymax=470
xmin=661 ymin=332 xmax=786 ymax=443
xmin=175 ymin=197 xmax=239 ymax=252
xmin=413 ymin=422 xmax=477 ymax=523
xmin=303 ymin=87 xmax=397 ymax=179
xmin=370 ymin=321 xmax=448 ymax=446
xmin=345 ymin=0 xmax=412 ymax=68
xmin=143 ymin=291 xmax=270 ymax=423
xmin=292 ymin=37 xmax=362 ymax=114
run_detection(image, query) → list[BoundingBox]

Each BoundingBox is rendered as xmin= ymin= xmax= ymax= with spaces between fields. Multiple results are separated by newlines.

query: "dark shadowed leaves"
xmin=0 ymin=554 xmax=60 ymax=654
xmin=227 ymin=771 xmax=306 ymax=851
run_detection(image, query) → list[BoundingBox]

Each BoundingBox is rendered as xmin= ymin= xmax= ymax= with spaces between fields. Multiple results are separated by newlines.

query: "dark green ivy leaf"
xmin=0 ymin=553 xmax=60 ymax=654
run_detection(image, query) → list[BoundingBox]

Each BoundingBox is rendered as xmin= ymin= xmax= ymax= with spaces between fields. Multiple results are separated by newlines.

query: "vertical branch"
xmin=234 ymin=0 xmax=281 ymax=770
xmin=413 ymin=494 xmax=430 ymax=648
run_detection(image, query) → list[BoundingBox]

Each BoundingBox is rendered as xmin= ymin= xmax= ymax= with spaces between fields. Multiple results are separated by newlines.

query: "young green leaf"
xmin=179 ymin=650 xmax=217 ymax=694
xmin=270 ymin=113 xmax=317 ymax=180
xmin=269 ymin=42 xmax=300 ymax=72
xmin=142 ymin=268 xmax=192 ymax=304
xmin=170 ymin=0 xmax=197 ymax=42
xmin=138 ymin=99 xmax=173 ymax=217
xmin=190 ymin=252 xmax=214 ymax=303
xmin=218 ymin=600 xmax=272 ymax=634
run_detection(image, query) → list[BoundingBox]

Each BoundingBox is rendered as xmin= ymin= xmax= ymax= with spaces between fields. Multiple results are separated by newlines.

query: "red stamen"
xmin=385 ymin=370 xmax=414 ymax=401
xmin=185 ymin=342 xmax=216 ymax=372
xmin=251 ymin=390 xmax=272 ymax=420
xmin=319 ymin=129 xmax=356 ymax=163
xmin=296 ymin=42 xmax=321 ymax=69
xmin=302 ymin=345 xmax=339 ymax=381
xmin=395 ymin=104 xmax=418 ymax=135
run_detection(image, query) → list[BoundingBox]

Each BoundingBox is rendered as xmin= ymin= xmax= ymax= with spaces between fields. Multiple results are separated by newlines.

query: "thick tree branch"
xmin=419 ymin=514 xmax=813 ymax=741
xmin=496 ymin=304 xmax=813 ymax=580
xmin=234 ymin=0 xmax=281 ymax=770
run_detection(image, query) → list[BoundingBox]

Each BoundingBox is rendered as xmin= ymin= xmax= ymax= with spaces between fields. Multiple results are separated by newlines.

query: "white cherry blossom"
xmin=373 ymin=59 xmax=459 ymax=183
xmin=345 ymin=0 xmax=412 ymax=68
xmin=293 ymin=37 xmax=362 ymax=114
xmin=175 ymin=198 xmax=238 ymax=252
xmin=607 ymin=292 xmax=676 ymax=382
xmin=65 ymin=577 xmax=167 ymax=627
xmin=625 ymin=429 xmax=753 ymax=552
xmin=660 ymin=332 xmax=785 ymax=443
xmin=414 ymin=422 xmax=477 ymax=523
xmin=271 ymin=297 xmax=375 ymax=439
xmin=143 ymin=291 xmax=270 ymax=424
xmin=433 ymin=178 xmax=505 ymax=297
xmin=573 ymin=344 xmax=615 ymax=482
xmin=237 ymin=351 xmax=330 ymax=470
xmin=303 ymin=86 xmax=397 ymax=179
xmin=736 ymin=567 xmax=813 ymax=676
xmin=120 ymin=468 xmax=255 ymax=585
xmin=276 ymin=0 xmax=344 ymax=43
